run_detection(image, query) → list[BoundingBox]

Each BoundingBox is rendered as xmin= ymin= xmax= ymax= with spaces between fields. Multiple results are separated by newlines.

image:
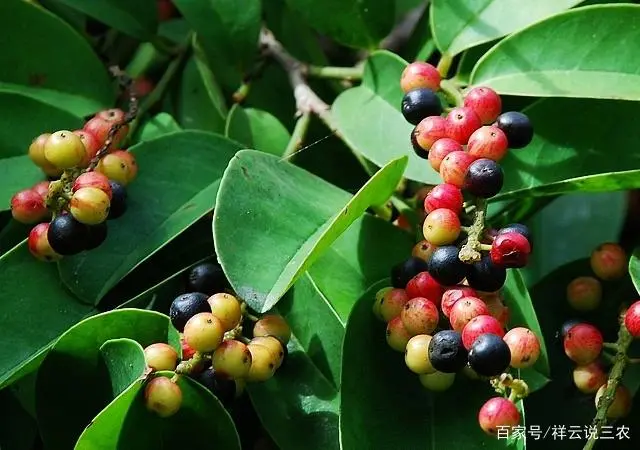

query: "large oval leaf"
xmin=225 ymin=105 xmax=291 ymax=156
xmin=471 ymin=4 xmax=640 ymax=100
xmin=0 ymin=156 xmax=46 ymax=212
xmin=99 ymin=338 xmax=147 ymax=397
xmin=58 ymin=131 xmax=243 ymax=304
xmin=214 ymin=149 xmax=408 ymax=313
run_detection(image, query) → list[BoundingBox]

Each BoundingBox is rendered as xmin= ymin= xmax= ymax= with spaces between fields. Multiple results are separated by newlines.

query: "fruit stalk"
xmin=175 ymin=351 xmax=207 ymax=375
xmin=458 ymin=197 xmax=488 ymax=263
xmin=440 ymin=79 xmax=463 ymax=108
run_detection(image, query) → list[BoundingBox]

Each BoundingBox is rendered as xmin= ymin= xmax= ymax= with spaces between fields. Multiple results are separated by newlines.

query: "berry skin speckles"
xmin=478 ymin=397 xmax=520 ymax=436
xmin=413 ymin=116 xmax=448 ymax=152
xmin=563 ymin=322 xmax=603 ymax=365
xmin=445 ymin=107 xmax=482 ymax=145
xmin=428 ymin=138 xmax=463 ymax=172
xmin=439 ymin=150 xmax=476 ymax=188
xmin=467 ymin=126 xmax=509 ymax=162
xmin=463 ymin=87 xmax=502 ymax=124
xmin=503 ymin=327 xmax=540 ymax=369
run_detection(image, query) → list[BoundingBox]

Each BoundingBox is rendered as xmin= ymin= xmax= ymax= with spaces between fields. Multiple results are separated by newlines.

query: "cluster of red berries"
xmin=10 ymin=109 xmax=137 ymax=261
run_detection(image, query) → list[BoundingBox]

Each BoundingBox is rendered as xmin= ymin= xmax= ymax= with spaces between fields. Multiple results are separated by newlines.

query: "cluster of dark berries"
xmin=9 ymin=109 xmax=136 ymax=261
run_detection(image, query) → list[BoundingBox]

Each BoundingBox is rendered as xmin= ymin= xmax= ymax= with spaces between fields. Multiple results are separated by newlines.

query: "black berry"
xmin=47 ymin=214 xmax=89 ymax=255
xmin=85 ymin=222 xmax=108 ymax=250
xmin=186 ymin=262 xmax=228 ymax=295
xmin=496 ymin=111 xmax=533 ymax=149
xmin=427 ymin=245 xmax=466 ymax=286
xmin=410 ymin=128 xmax=429 ymax=160
xmin=193 ymin=368 xmax=236 ymax=406
xmin=466 ymin=255 xmax=506 ymax=292
xmin=401 ymin=88 xmax=443 ymax=125
xmin=107 ymin=180 xmax=127 ymax=219
xmin=391 ymin=256 xmax=429 ymax=288
xmin=468 ymin=333 xmax=511 ymax=377
xmin=428 ymin=330 xmax=468 ymax=373
xmin=463 ymin=158 xmax=504 ymax=198
xmin=498 ymin=223 xmax=532 ymax=248
xmin=169 ymin=292 xmax=210 ymax=332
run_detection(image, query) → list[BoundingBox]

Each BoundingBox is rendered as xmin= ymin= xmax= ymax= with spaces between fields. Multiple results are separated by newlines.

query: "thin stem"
xmin=479 ymin=243 xmax=492 ymax=252
xmin=282 ymin=112 xmax=311 ymax=160
xmin=436 ymin=53 xmax=453 ymax=78
xmin=603 ymin=342 xmax=619 ymax=351
xmin=232 ymin=82 xmax=251 ymax=103
xmin=440 ymin=79 xmax=464 ymax=107
xmin=628 ymin=357 xmax=640 ymax=364
xmin=306 ymin=65 xmax=363 ymax=81
xmin=458 ymin=198 xmax=488 ymax=263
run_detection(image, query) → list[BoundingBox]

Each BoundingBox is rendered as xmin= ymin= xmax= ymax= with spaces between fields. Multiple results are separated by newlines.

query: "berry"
xmin=449 ymin=296 xmax=490 ymax=332
xmin=28 ymin=133 xmax=51 ymax=167
xmin=186 ymin=262 xmax=227 ymax=295
xmin=411 ymin=240 xmax=436 ymax=262
xmin=428 ymin=245 xmax=466 ymax=286
xmin=144 ymin=343 xmax=179 ymax=371
xmin=410 ymin=131 xmax=428 ymax=160
xmin=428 ymin=330 xmax=467 ymax=373
xmin=107 ymin=180 xmax=127 ymax=219
xmin=590 ymin=242 xmax=627 ymax=280
xmin=386 ymin=316 xmax=412 ymax=351
xmin=246 ymin=343 xmax=277 ymax=382
xmin=624 ymin=300 xmax=640 ymax=337
xmin=419 ymin=371 xmax=455 ymax=391
xmin=43 ymin=130 xmax=86 ymax=169
xmin=559 ymin=319 xmax=581 ymax=339
xmin=72 ymin=172 xmax=112 ymax=199
xmin=573 ymin=362 xmax=607 ymax=394
xmin=373 ymin=287 xmax=392 ymax=321
xmin=11 ymin=189 xmax=48 ymax=224
xmin=566 ymin=276 xmax=602 ymax=311
xmin=169 ymin=292 xmax=210 ymax=332
xmin=96 ymin=152 xmax=134 ymax=186
xmin=183 ymin=312 xmax=225 ymax=352
xmin=212 ymin=339 xmax=252 ymax=378
xmin=400 ymin=62 xmax=441 ymax=93
xmin=463 ymin=87 xmax=502 ymax=124
xmin=401 ymin=88 xmax=443 ymax=125
xmin=405 ymin=334 xmax=436 ymax=374
xmin=250 ymin=335 xmax=287 ymax=369
xmin=194 ymin=368 xmax=236 ymax=405
xmin=32 ymin=181 xmax=50 ymax=200
xmin=424 ymin=183 xmax=464 ymax=214
xmin=413 ymin=116 xmax=448 ymax=152
xmin=401 ymin=297 xmax=439 ymax=335
xmin=180 ymin=333 xmax=196 ymax=360
xmin=83 ymin=108 xmax=129 ymax=147
xmin=208 ymin=293 xmax=242 ymax=331
xmin=379 ymin=288 xmax=409 ymax=322
xmin=439 ymin=150 xmax=476 ymax=188
xmin=484 ymin=293 xmax=510 ymax=327
xmin=466 ymin=256 xmax=507 ymax=292
xmin=422 ymin=208 xmax=461 ymax=246
xmin=47 ymin=214 xmax=89 ymax=255
xmin=73 ymin=130 xmax=101 ymax=167
xmin=461 ymin=315 xmax=504 ymax=350
xmin=467 ymin=126 xmax=509 ymax=161
xmin=70 ymin=187 xmax=110 ymax=225
xmin=27 ymin=223 xmax=62 ymax=262
xmin=405 ymin=272 xmax=443 ymax=306
xmin=446 ymin=107 xmax=482 ymax=144
xmin=503 ymin=327 xmax=540 ymax=368
xmin=253 ymin=314 xmax=291 ymax=344
xmin=112 ymin=150 xmax=138 ymax=181
xmin=497 ymin=223 xmax=532 ymax=248
xmin=495 ymin=111 xmax=533 ymax=149
xmin=490 ymin=231 xmax=531 ymax=268
xmin=468 ymin=334 xmax=511 ymax=377
xmin=563 ymin=323 xmax=603 ymax=365
xmin=441 ymin=286 xmax=477 ymax=318
xmin=144 ymin=376 xmax=182 ymax=418
xmin=478 ymin=397 xmax=520 ymax=435
xmin=428 ymin=138 xmax=463 ymax=172
xmin=595 ymin=384 xmax=632 ymax=419
xmin=391 ymin=256 xmax=429 ymax=288
xmin=463 ymin=158 xmax=504 ymax=198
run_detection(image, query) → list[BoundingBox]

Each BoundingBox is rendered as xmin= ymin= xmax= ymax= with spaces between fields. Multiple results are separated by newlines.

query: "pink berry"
xmin=401 ymin=297 xmax=439 ymax=335
xmin=590 ymin=243 xmax=627 ymax=281
xmin=449 ymin=296 xmax=489 ymax=332
xmin=461 ymin=315 xmax=505 ymax=350
xmin=563 ymin=323 xmax=603 ymax=365
xmin=464 ymin=87 xmax=502 ymax=124
xmin=379 ymin=288 xmax=409 ymax=322
xmin=386 ymin=316 xmax=412 ymax=352
xmin=405 ymin=272 xmax=443 ymax=307
xmin=467 ymin=126 xmax=509 ymax=162
xmin=478 ymin=397 xmax=520 ymax=436
xmin=27 ymin=222 xmax=62 ymax=262
xmin=424 ymin=183 xmax=464 ymax=214
xmin=446 ymin=107 xmax=482 ymax=144
xmin=428 ymin=138 xmax=463 ymax=172
xmin=72 ymin=171 xmax=113 ymax=200
xmin=400 ymin=62 xmax=441 ymax=93
xmin=11 ymin=189 xmax=48 ymax=224
xmin=490 ymin=232 xmax=531 ymax=268
xmin=422 ymin=208 xmax=461 ymax=246
xmin=414 ymin=116 xmax=448 ymax=151
xmin=73 ymin=129 xmax=101 ymax=167
xmin=503 ymin=327 xmax=540 ymax=368
xmin=441 ymin=287 xmax=477 ymax=318
xmin=624 ymin=300 xmax=640 ymax=337
xmin=439 ymin=151 xmax=476 ymax=187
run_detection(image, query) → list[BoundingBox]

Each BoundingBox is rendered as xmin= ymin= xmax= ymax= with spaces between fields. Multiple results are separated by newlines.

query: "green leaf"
xmin=57 ymin=131 xmax=243 ymax=304
xmin=134 ymin=113 xmax=182 ymax=143
xmin=430 ymin=0 xmax=581 ymax=57
xmin=630 ymin=249 xmax=640 ymax=295
xmin=471 ymin=4 xmax=640 ymax=100
xmin=0 ymin=156 xmax=46 ymax=211
xmin=0 ymin=85 xmax=103 ymax=118
xmin=333 ymin=50 xmax=441 ymax=184
xmin=0 ymin=0 xmax=113 ymax=109
xmin=99 ymin=338 xmax=148 ymax=397
xmin=285 ymin=0 xmax=394 ymax=49
xmin=225 ymin=105 xmax=291 ymax=156
xmin=214 ymin=150 xmax=408 ymax=313
xmin=454 ymin=43 xmax=493 ymax=85
xmin=36 ymin=309 xmax=178 ymax=450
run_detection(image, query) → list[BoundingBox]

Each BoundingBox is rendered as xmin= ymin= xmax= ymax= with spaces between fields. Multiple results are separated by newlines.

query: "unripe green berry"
xmin=70 ymin=187 xmax=111 ymax=225
xmin=405 ymin=334 xmax=436 ymax=374
xmin=43 ymin=130 xmax=87 ymax=169
xmin=183 ymin=312 xmax=225 ymax=352
xmin=246 ymin=343 xmax=277 ymax=382
xmin=253 ymin=314 xmax=291 ymax=344
xmin=386 ymin=316 xmax=412 ymax=352
xmin=212 ymin=339 xmax=253 ymax=378
xmin=207 ymin=293 xmax=242 ymax=331
xmin=144 ymin=376 xmax=182 ymax=418
xmin=419 ymin=371 xmax=455 ymax=391
xmin=143 ymin=343 xmax=179 ymax=371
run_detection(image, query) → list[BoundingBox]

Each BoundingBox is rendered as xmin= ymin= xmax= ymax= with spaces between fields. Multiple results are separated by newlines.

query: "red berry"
xmin=400 ymin=62 xmax=441 ymax=93
xmin=439 ymin=151 xmax=475 ymax=187
xmin=411 ymin=240 xmax=436 ymax=262
xmin=490 ymin=232 xmax=531 ymax=268
xmin=133 ymin=76 xmax=155 ymax=97
xmin=424 ymin=183 xmax=463 ymax=214
xmin=157 ymin=0 xmax=177 ymax=21
xmin=413 ymin=116 xmax=448 ymax=151
xmin=590 ymin=243 xmax=627 ymax=280
xmin=573 ymin=362 xmax=607 ymax=394
xmin=84 ymin=108 xmax=129 ymax=147
xmin=405 ymin=272 xmax=443 ymax=307
xmin=478 ymin=397 xmax=520 ymax=436
xmin=180 ymin=333 xmax=196 ymax=360
xmin=73 ymin=130 xmax=101 ymax=167
xmin=32 ymin=181 xmax=50 ymax=200
xmin=449 ymin=296 xmax=489 ymax=332
xmin=467 ymin=126 xmax=509 ymax=162
xmin=624 ymin=300 xmax=640 ymax=337
xmin=566 ymin=276 xmax=602 ymax=311
xmin=445 ymin=107 xmax=482 ymax=144
xmin=461 ymin=315 xmax=505 ymax=350
xmin=422 ymin=208 xmax=461 ymax=246
xmin=27 ymin=223 xmax=62 ymax=262
xmin=386 ymin=316 xmax=412 ymax=351
xmin=11 ymin=189 xmax=48 ymax=224
xmin=73 ymin=172 xmax=113 ymax=200
xmin=380 ymin=288 xmax=409 ymax=322
xmin=563 ymin=323 xmax=603 ymax=365
xmin=401 ymin=297 xmax=439 ymax=335
xmin=428 ymin=138 xmax=463 ymax=172
xmin=441 ymin=287 xmax=477 ymax=318
xmin=595 ymin=383 xmax=632 ymax=419
xmin=503 ymin=327 xmax=540 ymax=368
xmin=463 ymin=87 xmax=502 ymax=124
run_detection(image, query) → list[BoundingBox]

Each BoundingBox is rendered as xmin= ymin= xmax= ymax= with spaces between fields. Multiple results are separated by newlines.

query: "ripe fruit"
xmin=428 ymin=245 xmax=466 ymax=286
xmin=401 ymin=297 xmax=439 ymax=335
xmin=503 ymin=327 xmax=540 ymax=368
xmin=424 ymin=183 xmax=464 ymax=214
xmin=563 ymin=323 xmax=603 ymax=365
xmin=96 ymin=152 xmax=135 ymax=185
xmin=386 ymin=316 xmax=413 ymax=351
xmin=428 ymin=138 xmax=463 ymax=172
xmin=253 ymin=314 xmax=291 ymax=344
xmin=207 ymin=293 xmax=242 ymax=331
xmin=490 ymin=231 xmax=531 ymax=268
xmin=463 ymin=158 xmax=504 ymax=198
xmin=373 ymin=287 xmax=392 ymax=321
xmin=405 ymin=272 xmax=443 ymax=306
xmin=484 ymin=294 xmax=510 ymax=327
xmin=183 ymin=312 xmax=225 ymax=352
xmin=449 ymin=296 xmax=490 ymax=332
xmin=468 ymin=333 xmax=511 ymax=377
xmin=28 ymin=133 xmax=51 ymax=167
xmin=401 ymin=88 xmax=443 ymax=125
xmin=107 ymin=180 xmax=127 ymax=219
xmin=428 ymin=330 xmax=467 ymax=373
xmin=32 ymin=181 xmax=50 ymax=200
xmin=144 ymin=343 xmax=179 ymax=371
xmin=70 ymin=187 xmax=110 ymax=225
xmin=27 ymin=223 xmax=62 ymax=262
xmin=379 ymin=288 xmax=409 ymax=322
xmin=624 ymin=300 xmax=640 ymax=337
xmin=439 ymin=150 xmax=476 ymax=188
xmin=497 ymin=223 xmax=532 ymax=248
xmin=590 ymin=242 xmax=627 ymax=280
xmin=400 ymin=62 xmax=441 ymax=93
xmin=495 ymin=111 xmax=533 ymax=149
xmin=411 ymin=240 xmax=436 ymax=262
xmin=11 ymin=189 xmax=48 ymax=224
xmin=467 ymin=126 xmax=509 ymax=161
xmin=595 ymin=384 xmax=632 ymax=419
xmin=566 ymin=276 xmax=602 ymax=311
xmin=466 ymin=256 xmax=507 ymax=292
xmin=250 ymin=336 xmax=286 ymax=369
xmin=446 ymin=107 xmax=482 ymax=144
xmin=423 ymin=208 xmax=461 ymax=246
xmin=194 ymin=369 xmax=236 ymax=406
xmin=419 ymin=371 xmax=455 ymax=391
xmin=112 ymin=150 xmax=138 ymax=181
xmin=246 ymin=343 xmax=277 ymax=382
xmin=47 ymin=214 xmax=89 ymax=255
xmin=84 ymin=108 xmax=128 ymax=147
xmin=413 ymin=116 xmax=448 ymax=151
xmin=461 ymin=315 xmax=504 ymax=350
xmin=478 ymin=397 xmax=520 ymax=435
xmin=72 ymin=172 xmax=112 ymax=199
xmin=169 ymin=292 xmax=210 ymax=332
xmin=187 ymin=262 xmax=227 ymax=295
xmin=441 ymin=286 xmax=477 ymax=318
xmin=73 ymin=130 xmax=101 ymax=166
xmin=573 ymin=363 xmax=607 ymax=394
xmin=212 ymin=340 xmax=253 ymax=378
xmin=405 ymin=334 xmax=436 ymax=374
xmin=180 ymin=334 xmax=196 ymax=360
xmin=43 ymin=130 xmax=87 ymax=169
xmin=144 ymin=376 xmax=182 ymax=418
xmin=391 ymin=256 xmax=429 ymax=288
xmin=463 ymin=87 xmax=502 ymax=124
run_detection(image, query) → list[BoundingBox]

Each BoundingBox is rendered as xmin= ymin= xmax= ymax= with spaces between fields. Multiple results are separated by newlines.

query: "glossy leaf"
xmin=471 ymin=4 xmax=640 ymax=100
xmin=225 ymin=105 xmax=291 ymax=156
xmin=0 ymin=156 xmax=46 ymax=211
xmin=430 ymin=0 xmax=581 ymax=56
xmin=630 ymin=249 xmax=640 ymax=296
xmin=214 ymin=150 xmax=408 ymax=313
xmin=99 ymin=338 xmax=147 ymax=397
xmin=135 ymin=113 xmax=181 ymax=143
xmin=57 ymin=131 xmax=243 ymax=304
xmin=0 ymin=85 xmax=101 ymax=118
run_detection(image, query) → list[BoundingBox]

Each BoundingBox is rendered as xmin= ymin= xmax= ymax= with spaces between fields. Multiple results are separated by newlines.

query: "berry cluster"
xmin=10 ymin=109 xmax=136 ymax=261
xmin=143 ymin=261 xmax=290 ymax=417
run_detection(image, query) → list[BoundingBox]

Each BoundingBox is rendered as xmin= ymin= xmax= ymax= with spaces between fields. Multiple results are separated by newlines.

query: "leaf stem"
xmin=282 ymin=112 xmax=312 ymax=160
xmin=440 ymin=79 xmax=464 ymax=107
xmin=436 ymin=53 xmax=453 ymax=78
xmin=458 ymin=197 xmax=487 ymax=263
xmin=306 ymin=65 xmax=363 ymax=81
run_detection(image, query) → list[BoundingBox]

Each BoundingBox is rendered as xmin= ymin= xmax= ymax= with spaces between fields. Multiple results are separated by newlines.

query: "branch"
xmin=458 ymin=198 xmax=488 ymax=263
xmin=379 ymin=3 xmax=428 ymax=52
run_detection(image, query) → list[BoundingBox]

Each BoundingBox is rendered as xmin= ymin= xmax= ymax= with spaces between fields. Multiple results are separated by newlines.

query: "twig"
xmin=305 ymin=65 xmax=363 ymax=81
xmin=282 ymin=112 xmax=311 ymax=159
xmin=379 ymin=3 xmax=428 ymax=53
xmin=458 ymin=198 xmax=487 ymax=263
